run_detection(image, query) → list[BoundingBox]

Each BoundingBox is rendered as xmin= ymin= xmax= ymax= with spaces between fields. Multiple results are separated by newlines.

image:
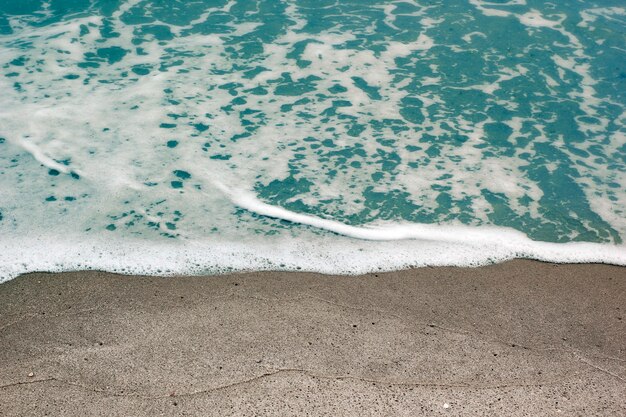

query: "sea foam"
xmin=0 ymin=0 xmax=625 ymax=282
xmin=1 ymin=198 xmax=625 ymax=284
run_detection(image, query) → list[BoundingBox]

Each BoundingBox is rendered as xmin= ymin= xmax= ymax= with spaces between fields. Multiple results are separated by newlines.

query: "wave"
xmin=1 ymin=187 xmax=624 ymax=283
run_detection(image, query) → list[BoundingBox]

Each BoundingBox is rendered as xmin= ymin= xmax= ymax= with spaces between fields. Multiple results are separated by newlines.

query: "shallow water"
xmin=1 ymin=0 xmax=625 ymax=281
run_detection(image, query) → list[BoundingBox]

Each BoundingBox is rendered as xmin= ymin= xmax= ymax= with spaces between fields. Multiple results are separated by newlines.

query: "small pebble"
xmin=28 ymin=372 xmax=34 ymax=378
xmin=443 ymin=403 xmax=450 ymax=409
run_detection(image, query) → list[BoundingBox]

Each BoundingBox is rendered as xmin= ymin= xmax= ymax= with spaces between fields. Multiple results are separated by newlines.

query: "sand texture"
xmin=0 ymin=260 xmax=625 ymax=416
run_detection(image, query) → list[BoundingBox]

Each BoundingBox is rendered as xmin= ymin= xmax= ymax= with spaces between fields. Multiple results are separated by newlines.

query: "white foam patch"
xmin=1 ymin=203 xmax=624 ymax=284
xmin=468 ymin=0 xmax=527 ymax=18
xmin=218 ymin=185 xmax=626 ymax=271
xmin=578 ymin=7 xmax=626 ymax=29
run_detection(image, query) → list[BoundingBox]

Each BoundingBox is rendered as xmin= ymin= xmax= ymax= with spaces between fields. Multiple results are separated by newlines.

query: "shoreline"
xmin=2 ymin=234 xmax=625 ymax=284
xmin=1 ymin=260 xmax=625 ymax=416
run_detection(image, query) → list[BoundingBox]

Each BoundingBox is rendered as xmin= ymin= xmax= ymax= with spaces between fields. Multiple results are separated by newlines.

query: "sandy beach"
xmin=0 ymin=260 xmax=624 ymax=416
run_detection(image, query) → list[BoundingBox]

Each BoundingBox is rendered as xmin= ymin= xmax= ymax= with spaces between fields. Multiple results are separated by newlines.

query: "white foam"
xmin=467 ymin=0 xmax=527 ymax=18
xmin=578 ymin=7 xmax=626 ymax=29
xmin=214 ymin=183 xmax=623 ymax=260
xmin=462 ymin=31 xmax=487 ymax=43
xmin=17 ymin=139 xmax=73 ymax=174
xmin=1 ymin=195 xmax=624 ymax=284
xmin=0 ymin=1 xmax=625 ymax=283
xmin=0 ymin=4 xmax=601 ymax=235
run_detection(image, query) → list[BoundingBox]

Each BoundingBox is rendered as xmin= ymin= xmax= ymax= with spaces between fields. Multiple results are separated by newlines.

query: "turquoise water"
xmin=0 ymin=0 xmax=625 ymax=280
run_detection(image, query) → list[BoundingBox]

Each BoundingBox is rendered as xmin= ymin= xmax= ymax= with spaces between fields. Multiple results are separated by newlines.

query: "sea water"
xmin=0 ymin=0 xmax=625 ymax=282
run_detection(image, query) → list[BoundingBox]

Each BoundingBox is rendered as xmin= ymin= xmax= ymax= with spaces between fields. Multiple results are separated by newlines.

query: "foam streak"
xmin=214 ymin=182 xmax=626 ymax=266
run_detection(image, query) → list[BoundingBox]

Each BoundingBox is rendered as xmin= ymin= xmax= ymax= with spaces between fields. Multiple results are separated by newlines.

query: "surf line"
xmin=210 ymin=180 xmax=626 ymax=265
xmin=212 ymin=180 xmax=531 ymax=243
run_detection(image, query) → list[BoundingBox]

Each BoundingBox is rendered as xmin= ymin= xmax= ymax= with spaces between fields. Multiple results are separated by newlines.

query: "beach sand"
xmin=0 ymin=260 xmax=624 ymax=416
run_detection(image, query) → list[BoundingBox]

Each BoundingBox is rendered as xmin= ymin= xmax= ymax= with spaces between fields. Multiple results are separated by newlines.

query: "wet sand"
xmin=0 ymin=260 xmax=624 ymax=416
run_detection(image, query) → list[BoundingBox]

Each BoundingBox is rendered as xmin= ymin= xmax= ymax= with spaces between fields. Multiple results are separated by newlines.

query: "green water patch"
xmin=96 ymin=46 xmax=128 ymax=64
xmin=351 ymin=77 xmax=381 ymax=100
